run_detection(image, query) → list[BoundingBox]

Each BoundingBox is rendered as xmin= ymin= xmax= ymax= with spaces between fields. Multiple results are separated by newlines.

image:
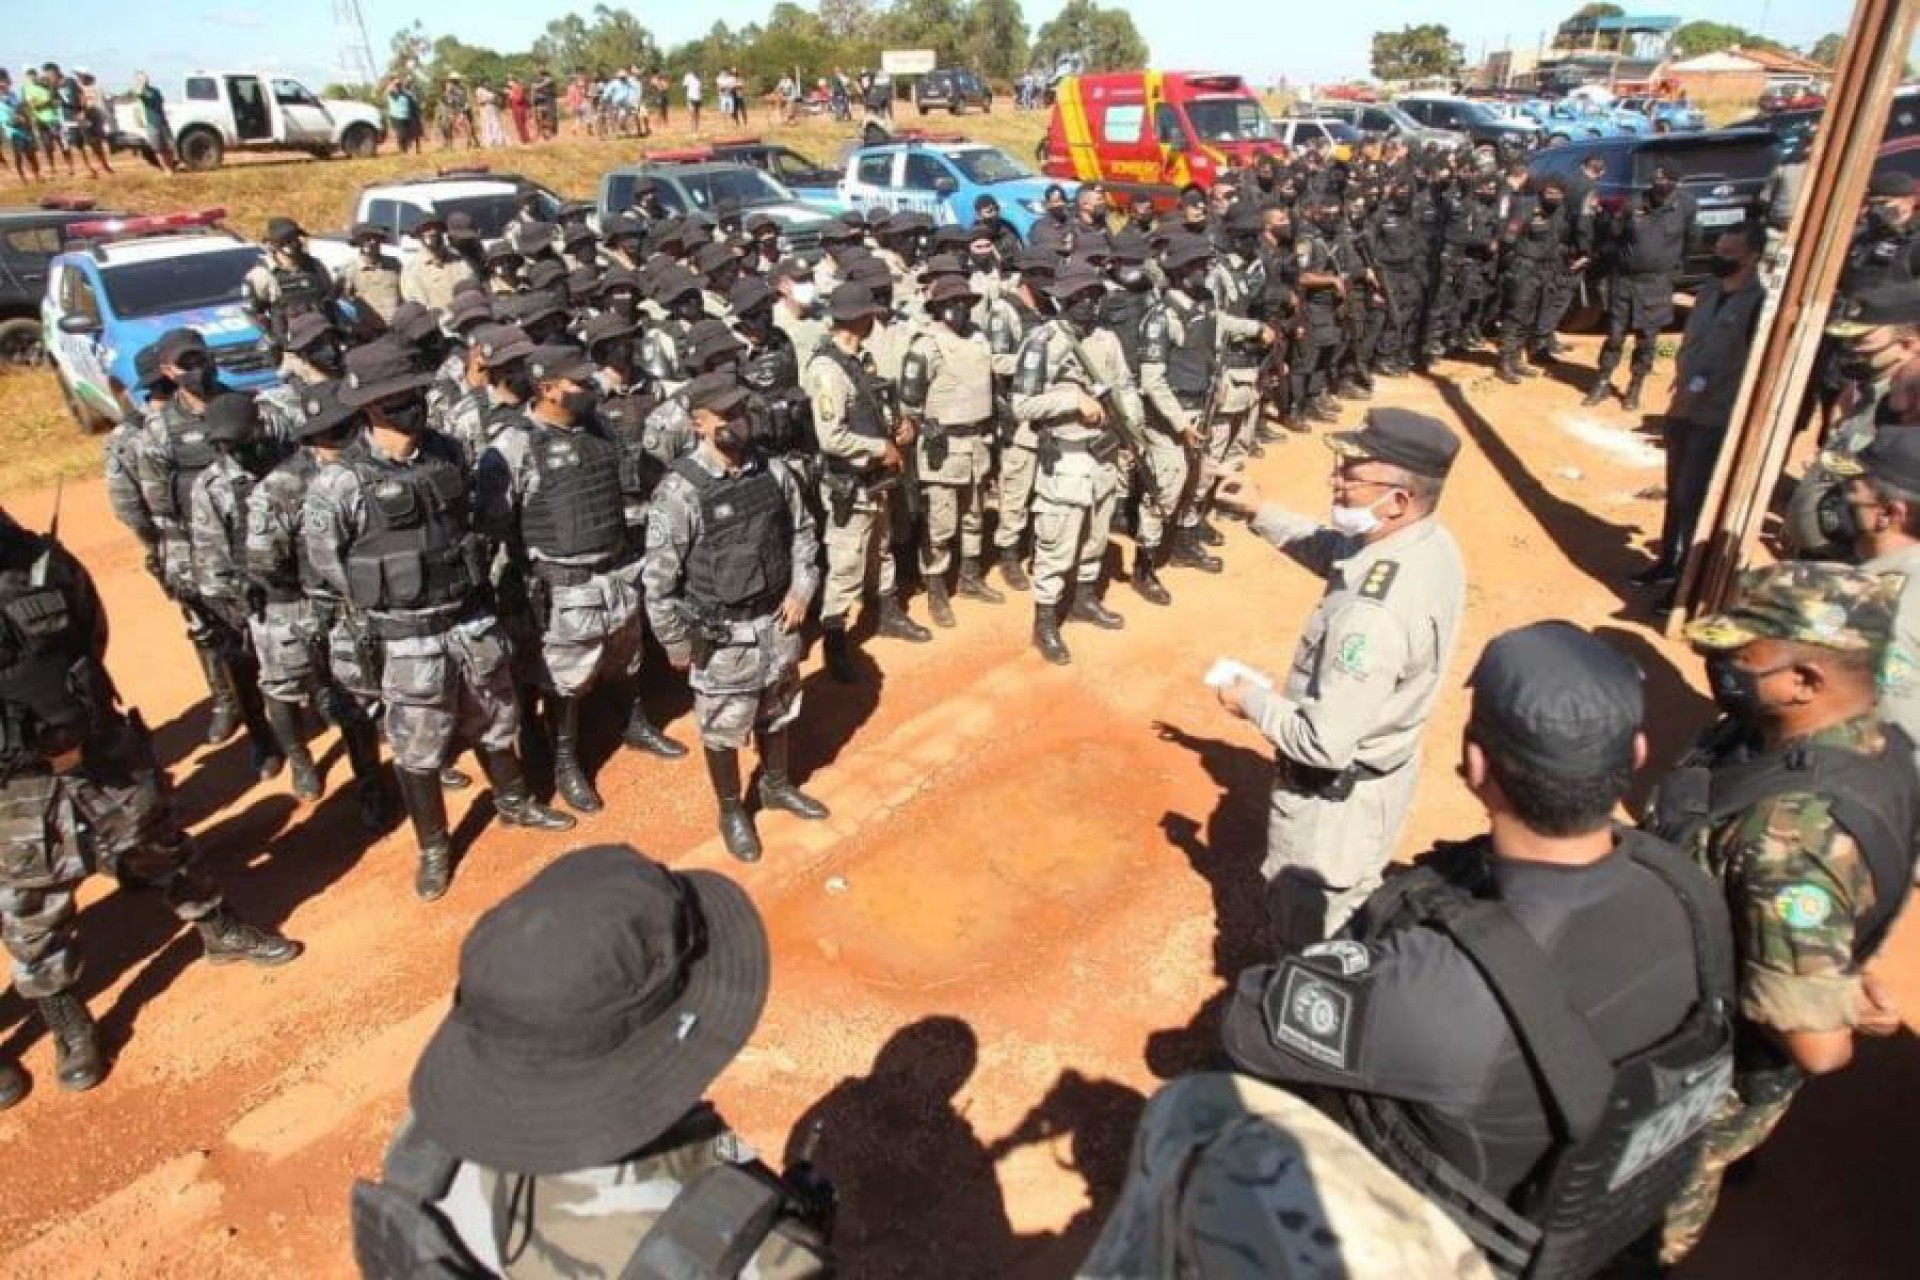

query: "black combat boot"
xmin=35 ymin=993 xmax=103 ymax=1091
xmin=196 ymin=906 xmax=303 ymax=966
xmin=477 ymin=747 xmax=578 ymax=832
xmin=240 ymin=688 xmax=285 ymax=782
xmin=705 ymin=746 xmax=762 ymax=862
xmin=756 ymin=728 xmax=830 ymax=820
xmin=339 ymin=712 xmax=393 ymax=831
xmin=1581 ymin=375 xmax=1612 ymax=407
xmin=396 ymin=767 xmax=454 ymax=900
xmin=1308 ymin=394 xmax=1341 ymax=423
xmin=874 ymin=593 xmax=933 ymax=643
xmin=1169 ymin=527 xmax=1224 ymax=573
xmin=622 ymin=698 xmax=687 ymax=758
xmin=261 ymin=698 xmax=321 ymax=801
xmin=1067 ymin=583 xmax=1126 ymax=630
xmin=995 ymin=547 xmax=1030 ymax=591
xmin=822 ymin=618 xmax=859 ymax=684
xmin=1622 ymin=374 xmax=1646 ymax=412
xmin=1131 ymin=547 xmax=1171 ymax=606
xmin=1194 ymin=517 xmax=1225 ymax=547
xmin=0 ymin=1059 xmax=26 ymax=1110
xmin=924 ymin=574 xmax=957 ymax=628
xmin=194 ymin=641 xmax=243 ymax=745
xmin=549 ymin=697 xmax=603 ymax=814
xmin=1496 ymin=352 xmax=1524 ymax=385
xmin=956 ymin=557 xmax=1004 ymax=603
xmin=1515 ymin=350 xmax=1542 ymax=378
xmin=1032 ymin=602 xmax=1071 ymax=665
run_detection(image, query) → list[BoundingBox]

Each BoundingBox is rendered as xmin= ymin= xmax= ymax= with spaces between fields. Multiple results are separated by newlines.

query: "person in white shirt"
xmin=683 ymin=70 xmax=704 ymax=132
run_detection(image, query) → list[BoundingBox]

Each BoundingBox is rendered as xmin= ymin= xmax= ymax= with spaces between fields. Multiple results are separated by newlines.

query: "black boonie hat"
xmin=580 ymin=311 xmax=638 ymax=354
xmin=284 ymin=311 xmax=336 ymax=353
xmin=604 ymin=211 xmax=647 ymax=242
xmin=1327 ymin=407 xmax=1460 ymax=480
xmin=693 ymin=241 xmax=740 ymax=275
xmin=684 ymin=371 xmax=750 ymax=417
xmin=351 ymin=221 xmax=390 ymax=245
xmin=843 ymin=253 xmax=894 ymax=286
xmin=1048 ymin=266 xmax=1106 ymax=302
xmin=919 ymin=252 xmax=966 ymax=281
xmin=294 ymin=381 xmax=361 ymax=441
xmin=472 ymin=322 xmax=536 ymax=371
xmin=447 ymin=290 xmax=496 ymax=333
xmin=653 ymin=265 xmax=703 ymax=306
xmin=827 ymin=283 xmax=888 ymax=325
xmin=1869 ymin=171 xmax=1916 ymax=199
xmin=410 ymin=845 xmax=769 ymax=1176
xmin=512 ymin=220 xmax=558 ymax=256
xmin=265 ymin=216 xmax=306 ymax=245
xmin=523 ymin=258 xmax=569 ymax=292
xmin=1467 ymin=621 xmax=1642 ymax=775
xmin=727 ymin=275 xmax=772 ymax=316
xmin=340 ymin=338 xmax=434 ymax=407
xmin=203 ymin=392 xmax=261 ymax=446
xmin=687 ymin=317 xmax=745 ymax=366
xmin=388 ymin=301 xmax=440 ymax=346
xmin=745 ymin=212 xmax=779 ymax=236
xmin=154 ymin=326 xmax=209 ymax=364
xmin=819 ymin=220 xmax=861 ymax=244
xmin=932 ymin=224 xmax=973 ymax=250
xmin=925 ymin=275 xmax=979 ymax=307
xmin=527 ymin=343 xmax=596 ymax=384
xmin=1163 ymin=238 xmax=1213 ymax=274
xmin=1017 ymin=247 xmax=1061 ymax=278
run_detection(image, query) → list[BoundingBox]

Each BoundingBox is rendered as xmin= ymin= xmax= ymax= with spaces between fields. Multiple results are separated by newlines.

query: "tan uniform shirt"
xmin=400 ymin=252 xmax=478 ymax=313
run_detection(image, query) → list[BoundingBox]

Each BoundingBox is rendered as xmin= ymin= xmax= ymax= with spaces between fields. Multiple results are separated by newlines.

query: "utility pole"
xmin=333 ymin=0 xmax=380 ymax=88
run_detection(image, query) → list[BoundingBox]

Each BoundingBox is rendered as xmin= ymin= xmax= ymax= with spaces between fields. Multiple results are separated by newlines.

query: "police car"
xmin=42 ymin=207 xmax=278 ymax=431
xmin=307 ymin=167 xmax=567 ymax=277
xmin=788 ymin=134 xmax=1062 ymax=239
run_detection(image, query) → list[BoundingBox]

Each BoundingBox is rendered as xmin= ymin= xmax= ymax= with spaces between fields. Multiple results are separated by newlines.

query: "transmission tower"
xmin=332 ymin=0 xmax=380 ymax=87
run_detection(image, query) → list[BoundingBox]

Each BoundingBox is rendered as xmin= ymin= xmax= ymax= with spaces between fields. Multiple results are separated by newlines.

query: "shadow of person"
xmin=1141 ymin=721 xmax=1272 ymax=1079
xmin=788 ymin=649 xmax=884 ymax=785
xmin=783 ymin=1015 xmax=1018 ymax=1279
xmin=1591 ymin=625 xmax=1716 ymax=816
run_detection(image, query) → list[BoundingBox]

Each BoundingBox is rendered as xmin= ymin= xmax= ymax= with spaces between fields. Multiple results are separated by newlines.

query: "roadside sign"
xmin=882 ymin=49 xmax=938 ymax=76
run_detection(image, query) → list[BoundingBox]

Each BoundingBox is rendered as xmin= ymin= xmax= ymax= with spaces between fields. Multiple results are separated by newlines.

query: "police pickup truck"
xmin=0 ymin=198 xmax=127 ymax=366
xmin=306 ymin=167 xmax=567 ymax=277
xmin=785 ymin=133 xmax=1060 ymax=238
xmin=42 ymin=208 xmax=278 ymax=431
xmin=596 ymin=157 xmax=836 ymax=260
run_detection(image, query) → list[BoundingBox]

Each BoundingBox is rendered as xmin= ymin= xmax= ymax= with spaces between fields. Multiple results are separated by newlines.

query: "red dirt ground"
xmin=0 ymin=340 xmax=1913 ymax=1277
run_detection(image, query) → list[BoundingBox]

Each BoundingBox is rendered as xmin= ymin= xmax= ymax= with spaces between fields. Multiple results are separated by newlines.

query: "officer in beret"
xmin=1645 ymin=562 xmax=1918 ymax=1264
xmin=643 ymin=373 xmax=827 ymax=862
xmin=1214 ymin=409 xmax=1467 ymax=948
xmin=1221 ymin=622 xmax=1729 ymax=1277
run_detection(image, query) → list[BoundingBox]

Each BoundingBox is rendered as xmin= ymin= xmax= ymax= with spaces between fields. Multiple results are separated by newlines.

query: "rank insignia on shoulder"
xmin=1358 ymin=561 xmax=1399 ymax=601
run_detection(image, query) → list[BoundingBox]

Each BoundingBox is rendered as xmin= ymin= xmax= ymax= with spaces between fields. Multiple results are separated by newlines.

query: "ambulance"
xmin=1039 ymin=71 xmax=1284 ymax=206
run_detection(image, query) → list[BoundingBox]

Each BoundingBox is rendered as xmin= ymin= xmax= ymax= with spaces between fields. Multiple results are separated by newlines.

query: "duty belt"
xmin=1274 ymin=752 xmax=1390 ymax=800
xmin=530 ymin=550 xmax=640 ymax=589
xmin=368 ymin=606 xmax=473 ymax=642
xmin=929 ymin=417 xmax=993 ymax=436
xmin=708 ymin=588 xmax=788 ymax=623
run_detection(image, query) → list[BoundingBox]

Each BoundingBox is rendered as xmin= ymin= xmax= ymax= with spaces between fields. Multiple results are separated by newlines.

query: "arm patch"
xmin=1357 ymin=560 xmax=1399 ymax=601
xmin=1012 ymin=338 xmax=1049 ymax=396
xmin=1139 ymin=309 xmax=1169 ymax=364
xmin=1261 ymin=952 xmax=1370 ymax=1072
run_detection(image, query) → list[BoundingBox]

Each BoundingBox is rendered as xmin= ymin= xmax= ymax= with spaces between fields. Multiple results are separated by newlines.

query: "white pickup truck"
xmin=306 ymin=169 xmax=568 ymax=277
xmin=112 ymin=71 xmax=385 ymax=171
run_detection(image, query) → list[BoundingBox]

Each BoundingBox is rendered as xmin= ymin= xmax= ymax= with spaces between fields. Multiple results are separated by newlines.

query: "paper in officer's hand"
xmin=1203 ymin=657 xmax=1274 ymax=691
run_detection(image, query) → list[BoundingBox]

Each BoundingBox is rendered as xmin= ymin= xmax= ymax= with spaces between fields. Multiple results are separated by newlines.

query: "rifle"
xmin=865 ymin=365 xmax=924 ymax=524
xmin=1352 ymin=234 xmax=1400 ymax=331
xmin=1060 ymin=329 xmax=1167 ymax=507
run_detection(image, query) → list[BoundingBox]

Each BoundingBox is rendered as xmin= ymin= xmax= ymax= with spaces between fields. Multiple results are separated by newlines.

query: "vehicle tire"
xmin=1549 ymin=133 xmax=1570 ymax=146
xmin=57 ymin=373 xmax=112 ymax=435
xmin=177 ymin=127 xmax=224 ymax=171
xmin=0 ymin=318 xmax=44 ymax=368
xmin=340 ymin=123 xmax=379 ymax=159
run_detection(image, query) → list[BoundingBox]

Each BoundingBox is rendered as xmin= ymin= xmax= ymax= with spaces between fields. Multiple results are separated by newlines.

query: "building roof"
xmin=1670 ymin=46 xmax=1828 ymax=76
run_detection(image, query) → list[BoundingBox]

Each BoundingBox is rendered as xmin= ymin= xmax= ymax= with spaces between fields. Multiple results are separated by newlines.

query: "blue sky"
xmin=9 ymin=0 xmax=1860 ymax=94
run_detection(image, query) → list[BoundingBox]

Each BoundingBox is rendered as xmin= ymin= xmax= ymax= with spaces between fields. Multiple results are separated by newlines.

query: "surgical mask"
xmin=1704 ymin=655 xmax=1791 ymax=722
xmin=789 ymin=282 xmax=817 ymax=310
xmin=1329 ymin=495 xmax=1388 ymax=536
xmin=1708 ymin=255 xmax=1742 ymax=278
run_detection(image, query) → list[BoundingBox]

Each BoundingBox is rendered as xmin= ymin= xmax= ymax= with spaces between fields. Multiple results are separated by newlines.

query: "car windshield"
xmin=430 ymin=192 xmax=557 ymax=239
xmin=1452 ymin=101 xmax=1501 ymax=125
xmin=100 ymin=247 xmax=260 ymax=319
xmin=1375 ymin=104 xmax=1419 ymax=130
xmin=675 ymin=167 xmax=795 ymax=209
xmin=1324 ymin=121 xmax=1364 ymax=142
xmin=1186 ymin=97 xmax=1271 ymax=143
xmin=943 ymin=147 xmax=1032 ymax=184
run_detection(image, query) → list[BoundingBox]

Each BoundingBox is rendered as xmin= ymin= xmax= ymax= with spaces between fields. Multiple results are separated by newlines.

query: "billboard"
xmin=882 ymin=49 xmax=938 ymax=76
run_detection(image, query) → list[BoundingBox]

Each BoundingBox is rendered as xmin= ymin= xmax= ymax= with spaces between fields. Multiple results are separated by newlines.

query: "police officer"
xmin=901 ymin=276 xmax=1005 ymax=628
xmin=274 ymin=311 xmax=346 ymax=397
xmin=1495 ymin=176 xmax=1572 ymax=384
xmin=732 ymin=276 xmax=815 ymax=477
xmin=1221 ymin=621 xmax=1732 ymax=1278
xmin=0 ymin=509 xmax=299 ymax=1100
xmin=1585 ymin=162 xmax=1693 ymax=411
xmin=478 ymin=344 xmax=685 ymax=815
xmin=1214 ymin=410 xmax=1467 ymax=948
xmin=581 ymin=311 xmax=663 ymax=527
xmin=1290 ymin=197 xmax=1347 ymax=425
xmin=643 ymin=266 xmax=711 ymax=395
xmin=1840 ymin=171 xmax=1920 ymax=296
xmin=443 ymin=322 xmax=539 ymax=471
xmin=812 ymin=219 xmax=865 ymax=294
xmin=1012 ymin=267 xmax=1144 ymax=665
xmin=338 ymin=222 xmax=404 ymax=331
xmin=1644 ymin=563 xmax=1917 ymax=1265
xmin=425 ymin=291 xmax=496 ymax=437
xmin=1367 ymin=177 xmax=1427 ymax=379
xmin=355 ymin=845 xmax=831 ymax=1274
xmin=808 ymin=283 xmax=931 ymax=683
xmin=1031 ymin=183 xmax=1074 ymax=257
xmin=399 ymin=212 xmax=478 ymax=314
xmin=770 ymin=258 xmax=826 ymax=358
xmin=305 ymin=341 xmax=574 ymax=902
xmin=243 ymin=217 xmax=338 ymax=345
xmin=1822 ymin=429 xmax=1920 ymax=765
xmin=984 ymin=248 xmax=1056 ymax=592
xmin=644 ymin=373 xmax=827 ymax=861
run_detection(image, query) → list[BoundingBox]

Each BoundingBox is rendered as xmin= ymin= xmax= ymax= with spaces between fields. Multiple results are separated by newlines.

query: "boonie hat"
xmin=339 ymin=338 xmax=433 ymax=407
xmin=684 ymin=370 xmax=750 ymax=417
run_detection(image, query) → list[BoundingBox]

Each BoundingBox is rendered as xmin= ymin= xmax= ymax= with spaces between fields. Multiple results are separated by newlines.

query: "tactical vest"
xmin=1098 ymin=288 xmax=1151 ymax=377
xmin=162 ymin=410 xmax=220 ymax=524
xmin=1617 ymin=201 xmax=1689 ymax=276
xmin=594 ymin=390 xmax=663 ymax=498
xmin=1844 ymin=226 xmax=1919 ymax=292
xmin=1371 ymin=212 xmax=1421 ymax=268
xmin=0 ymin=531 xmax=110 ymax=759
xmin=1165 ymin=298 xmax=1215 ymax=401
xmin=1644 ymin=721 xmax=1920 ymax=963
xmin=1344 ymin=832 xmax=1737 ymax=1280
xmin=670 ymin=457 xmax=793 ymax=617
xmin=246 ymin=453 xmax=321 ymax=600
xmin=740 ymin=337 xmax=812 ymax=454
xmin=1515 ymin=207 xmax=1567 ymax=263
xmin=642 ymin=322 xmax=690 ymax=383
xmin=812 ymin=344 xmax=886 ymax=441
xmin=520 ymin=426 xmax=628 ymax=564
xmin=270 ymin=260 xmax=327 ymax=338
xmin=342 ymin=441 xmax=476 ymax=614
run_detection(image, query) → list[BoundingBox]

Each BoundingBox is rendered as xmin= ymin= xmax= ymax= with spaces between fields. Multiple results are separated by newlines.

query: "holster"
xmin=923 ymin=422 xmax=950 ymax=473
xmin=1276 ymin=754 xmax=1364 ymax=801
xmin=824 ymin=472 xmax=857 ymax=527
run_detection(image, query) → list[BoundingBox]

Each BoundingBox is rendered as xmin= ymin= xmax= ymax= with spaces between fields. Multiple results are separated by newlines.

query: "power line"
xmin=332 ymin=0 xmax=380 ymax=87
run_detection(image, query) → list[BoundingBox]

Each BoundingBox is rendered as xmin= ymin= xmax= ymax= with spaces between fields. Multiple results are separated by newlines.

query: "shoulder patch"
xmin=1774 ymin=883 xmax=1834 ymax=930
xmin=1300 ymin=939 xmax=1372 ymax=977
xmin=1262 ymin=957 xmax=1364 ymax=1071
xmin=1357 ymin=560 xmax=1399 ymax=601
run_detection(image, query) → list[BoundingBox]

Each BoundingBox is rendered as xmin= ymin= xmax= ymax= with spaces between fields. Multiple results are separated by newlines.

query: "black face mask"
xmin=1179 ymin=270 xmax=1211 ymax=299
xmin=673 ymin=296 xmax=707 ymax=325
xmin=503 ymin=368 xmax=537 ymax=403
xmin=942 ymin=303 xmax=974 ymax=334
xmin=1704 ymin=654 xmax=1790 ymax=722
xmin=559 ymin=385 xmax=600 ymax=420
xmin=1838 ymin=349 xmax=1888 ymax=381
xmin=1707 ymin=255 xmax=1742 ymax=278
xmin=714 ymin=415 xmax=750 ymax=454
xmin=1868 ymin=204 xmax=1907 ymax=234
xmin=1649 ymin=182 xmax=1676 ymax=204
xmin=306 ymin=343 xmax=344 ymax=375
xmin=1541 ymin=196 xmax=1563 ymax=212
xmin=1047 ymin=205 xmax=1068 ymax=223
xmin=176 ymin=361 xmax=216 ymax=399
xmin=1062 ymin=295 xmax=1100 ymax=331
xmin=607 ymin=293 xmax=640 ymax=322
xmin=1816 ymin=486 xmax=1868 ymax=546
xmin=969 ymin=252 xmax=998 ymax=275
xmin=380 ymin=396 xmax=429 ymax=434
xmin=756 ymin=238 xmax=780 ymax=261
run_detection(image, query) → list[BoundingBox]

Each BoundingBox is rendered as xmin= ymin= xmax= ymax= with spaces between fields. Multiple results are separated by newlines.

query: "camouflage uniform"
xmin=1202 ymin=251 xmax=1269 ymax=469
xmin=642 ymin=449 xmax=819 ymax=750
xmin=1079 ymin=1072 xmax=1496 ymax=1279
xmin=249 ymin=450 xmax=375 ymax=704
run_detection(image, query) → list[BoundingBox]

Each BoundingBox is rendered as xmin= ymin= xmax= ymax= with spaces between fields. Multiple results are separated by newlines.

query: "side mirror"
xmin=933 ymin=177 xmax=957 ymax=196
xmin=58 ymin=313 xmax=100 ymax=337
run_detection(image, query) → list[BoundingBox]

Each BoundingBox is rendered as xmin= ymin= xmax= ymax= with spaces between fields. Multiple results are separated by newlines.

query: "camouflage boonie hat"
xmin=1076 ymin=1073 xmax=1496 ymax=1280
xmin=1684 ymin=561 xmax=1902 ymax=654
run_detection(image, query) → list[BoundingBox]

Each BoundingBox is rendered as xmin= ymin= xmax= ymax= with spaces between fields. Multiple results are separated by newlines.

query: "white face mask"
xmin=790 ymin=282 xmax=817 ymax=309
xmin=1329 ymin=495 xmax=1389 ymax=537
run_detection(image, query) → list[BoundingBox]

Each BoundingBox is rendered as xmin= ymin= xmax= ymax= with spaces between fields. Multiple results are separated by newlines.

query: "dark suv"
xmin=1396 ymin=95 xmax=1540 ymax=148
xmin=0 ymin=201 xmax=125 ymax=365
xmin=914 ymin=68 xmax=994 ymax=116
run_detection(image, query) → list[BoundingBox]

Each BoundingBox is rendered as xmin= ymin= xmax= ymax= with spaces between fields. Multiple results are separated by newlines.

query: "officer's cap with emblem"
xmin=684 ymin=370 xmax=751 ymax=418
xmin=527 ymin=343 xmax=596 ymax=385
xmin=727 ymin=274 xmax=772 ymax=317
xmin=1826 ymin=282 xmax=1920 ymax=338
xmin=410 ymin=844 xmax=770 ymax=1176
xmin=1327 ymin=407 xmax=1461 ymax=479
xmin=826 ymin=282 xmax=888 ymax=326
xmin=470 ymin=322 xmax=536 ymax=372
xmin=1467 ymin=621 xmax=1643 ymax=776
xmin=579 ymin=310 xmax=637 ymax=355
xmin=1049 ymin=266 xmax=1106 ymax=303
xmin=202 ymin=391 xmax=261 ymax=446
xmin=686 ymin=317 xmax=745 ymax=366
xmin=339 ymin=338 xmax=435 ymax=408
xmin=294 ymin=380 xmax=361 ymax=441
xmin=1685 ymin=561 xmax=1901 ymax=656
xmin=1824 ymin=423 xmax=1920 ymax=492
xmin=283 ymin=310 xmax=336 ymax=354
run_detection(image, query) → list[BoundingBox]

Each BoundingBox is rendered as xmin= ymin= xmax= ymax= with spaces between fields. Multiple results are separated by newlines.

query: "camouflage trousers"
xmin=691 ymin=614 xmax=804 ymax=751
xmin=0 ymin=720 xmax=219 ymax=999
xmin=992 ymin=436 xmax=1038 ymax=551
xmin=819 ymin=491 xmax=897 ymax=624
xmin=248 ymin=597 xmax=327 ymax=704
xmin=1264 ymin=758 xmax=1420 ymax=951
xmin=529 ymin=562 xmax=646 ymax=699
xmin=1179 ymin=384 xmax=1256 ymax=530
xmin=1136 ymin=431 xmax=1192 ymax=551
xmin=1657 ymin=1086 xmax=1796 ymax=1265
xmin=1030 ymin=488 xmax=1118 ymax=608
xmin=379 ymin=616 xmax=520 ymax=772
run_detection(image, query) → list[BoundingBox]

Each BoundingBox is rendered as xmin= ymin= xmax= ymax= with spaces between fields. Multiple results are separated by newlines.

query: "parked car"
xmin=702 ymin=139 xmax=840 ymax=189
xmin=1759 ymin=83 xmax=1827 ymax=114
xmin=1528 ymin=129 xmax=1780 ymax=290
xmin=914 ymin=68 xmax=995 ymax=116
xmin=41 ymin=208 xmax=279 ymax=431
xmin=110 ymin=71 xmax=385 ymax=171
xmin=1307 ymin=99 xmax=1467 ymax=149
xmin=1520 ymin=98 xmax=1651 ymax=145
xmin=1395 ymin=94 xmax=1541 ymax=148
xmin=1269 ymin=118 xmax=1365 ymax=162
xmin=597 ymin=162 xmax=836 ymax=259
xmin=0 ymin=199 xmax=127 ymax=366
xmin=1616 ymin=97 xmax=1707 ymax=133
xmin=307 ymin=169 xmax=565 ymax=277
xmin=792 ymin=135 xmax=1058 ymax=238
xmin=1040 ymin=71 xmax=1282 ymax=207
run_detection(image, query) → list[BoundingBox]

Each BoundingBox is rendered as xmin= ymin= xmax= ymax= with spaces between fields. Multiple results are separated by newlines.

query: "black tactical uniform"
xmin=1587 ymin=172 xmax=1694 ymax=410
xmin=1496 ymin=188 xmax=1575 ymax=383
xmin=1291 ymin=213 xmax=1345 ymax=422
xmin=1367 ymin=189 xmax=1428 ymax=376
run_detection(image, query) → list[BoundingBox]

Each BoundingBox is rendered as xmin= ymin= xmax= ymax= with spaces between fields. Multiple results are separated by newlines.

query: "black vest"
xmin=671 ymin=457 xmax=792 ymax=617
xmin=0 ymin=526 xmax=111 ymax=758
xmin=1165 ymin=298 xmax=1215 ymax=400
xmin=1098 ymin=288 xmax=1151 ymax=375
xmin=162 ymin=407 xmax=220 ymax=523
xmin=521 ymin=425 xmax=627 ymax=563
xmin=343 ymin=437 xmax=476 ymax=612
xmin=813 ymin=344 xmax=886 ymax=441
xmin=1346 ymin=833 xmax=1737 ymax=1280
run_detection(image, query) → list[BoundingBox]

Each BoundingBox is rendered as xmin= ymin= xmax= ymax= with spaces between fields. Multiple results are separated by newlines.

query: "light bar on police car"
xmin=66 ymin=208 xmax=228 ymax=239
